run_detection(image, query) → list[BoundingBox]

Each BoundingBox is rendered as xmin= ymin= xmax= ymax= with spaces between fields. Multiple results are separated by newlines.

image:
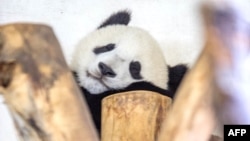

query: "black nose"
xmin=98 ymin=62 xmax=116 ymax=77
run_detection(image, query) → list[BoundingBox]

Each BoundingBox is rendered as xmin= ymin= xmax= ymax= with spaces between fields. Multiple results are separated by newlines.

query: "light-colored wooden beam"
xmin=0 ymin=24 xmax=99 ymax=141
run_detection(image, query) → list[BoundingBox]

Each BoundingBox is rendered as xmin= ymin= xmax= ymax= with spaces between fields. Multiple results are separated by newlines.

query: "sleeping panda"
xmin=70 ymin=10 xmax=188 ymax=134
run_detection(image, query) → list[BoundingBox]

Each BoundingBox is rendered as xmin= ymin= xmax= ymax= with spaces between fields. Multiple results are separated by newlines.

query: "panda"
xmin=70 ymin=10 xmax=188 ymax=134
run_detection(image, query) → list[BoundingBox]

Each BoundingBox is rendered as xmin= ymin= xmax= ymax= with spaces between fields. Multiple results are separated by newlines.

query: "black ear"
xmin=98 ymin=10 xmax=131 ymax=29
xmin=167 ymin=64 xmax=188 ymax=96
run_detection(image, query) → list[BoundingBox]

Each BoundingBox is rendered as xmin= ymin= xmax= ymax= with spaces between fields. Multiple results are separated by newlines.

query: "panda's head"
xmin=71 ymin=11 xmax=170 ymax=94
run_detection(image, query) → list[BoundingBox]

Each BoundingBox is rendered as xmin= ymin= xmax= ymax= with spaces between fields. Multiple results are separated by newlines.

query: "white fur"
xmin=71 ymin=25 xmax=167 ymax=94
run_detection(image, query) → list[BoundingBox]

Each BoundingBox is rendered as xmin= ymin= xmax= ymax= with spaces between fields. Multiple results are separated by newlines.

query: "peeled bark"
xmin=102 ymin=91 xmax=172 ymax=141
xmin=0 ymin=24 xmax=99 ymax=141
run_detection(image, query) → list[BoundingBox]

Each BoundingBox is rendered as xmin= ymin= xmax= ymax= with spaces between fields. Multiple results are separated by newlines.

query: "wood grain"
xmin=102 ymin=91 xmax=172 ymax=141
xmin=0 ymin=24 xmax=99 ymax=141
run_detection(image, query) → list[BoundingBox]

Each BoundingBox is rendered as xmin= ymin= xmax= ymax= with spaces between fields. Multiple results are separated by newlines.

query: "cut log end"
xmin=102 ymin=91 xmax=172 ymax=141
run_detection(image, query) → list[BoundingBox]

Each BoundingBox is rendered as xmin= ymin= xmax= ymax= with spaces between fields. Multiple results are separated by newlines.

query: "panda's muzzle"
xmin=98 ymin=62 xmax=116 ymax=77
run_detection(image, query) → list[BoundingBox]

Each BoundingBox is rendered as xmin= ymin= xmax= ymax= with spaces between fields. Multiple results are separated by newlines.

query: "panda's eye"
xmin=129 ymin=61 xmax=143 ymax=80
xmin=93 ymin=43 xmax=115 ymax=54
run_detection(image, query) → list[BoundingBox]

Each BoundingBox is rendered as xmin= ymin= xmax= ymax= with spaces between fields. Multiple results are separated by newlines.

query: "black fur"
xmin=98 ymin=10 xmax=131 ymax=29
xmin=167 ymin=64 xmax=188 ymax=96
xmin=93 ymin=43 xmax=115 ymax=54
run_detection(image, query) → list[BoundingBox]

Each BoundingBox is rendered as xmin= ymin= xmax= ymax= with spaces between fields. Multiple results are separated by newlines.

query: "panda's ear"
xmin=98 ymin=10 xmax=131 ymax=29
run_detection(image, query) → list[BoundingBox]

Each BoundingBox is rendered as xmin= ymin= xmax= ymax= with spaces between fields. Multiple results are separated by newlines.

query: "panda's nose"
xmin=98 ymin=62 xmax=116 ymax=77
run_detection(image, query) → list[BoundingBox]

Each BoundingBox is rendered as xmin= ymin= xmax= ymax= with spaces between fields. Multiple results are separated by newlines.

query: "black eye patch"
xmin=129 ymin=61 xmax=143 ymax=80
xmin=93 ymin=43 xmax=115 ymax=54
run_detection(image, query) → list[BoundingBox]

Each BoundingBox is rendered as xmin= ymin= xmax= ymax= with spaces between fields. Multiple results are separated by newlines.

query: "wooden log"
xmin=157 ymin=45 xmax=217 ymax=141
xmin=0 ymin=24 xmax=99 ymax=141
xmin=157 ymin=3 xmax=224 ymax=140
xmin=156 ymin=2 xmax=248 ymax=141
xmin=102 ymin=90 xmax=172 ymax=141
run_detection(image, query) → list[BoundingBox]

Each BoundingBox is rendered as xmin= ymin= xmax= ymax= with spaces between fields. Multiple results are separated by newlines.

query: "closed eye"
xmin=93 ymin=43 xmax=115 ymax=54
